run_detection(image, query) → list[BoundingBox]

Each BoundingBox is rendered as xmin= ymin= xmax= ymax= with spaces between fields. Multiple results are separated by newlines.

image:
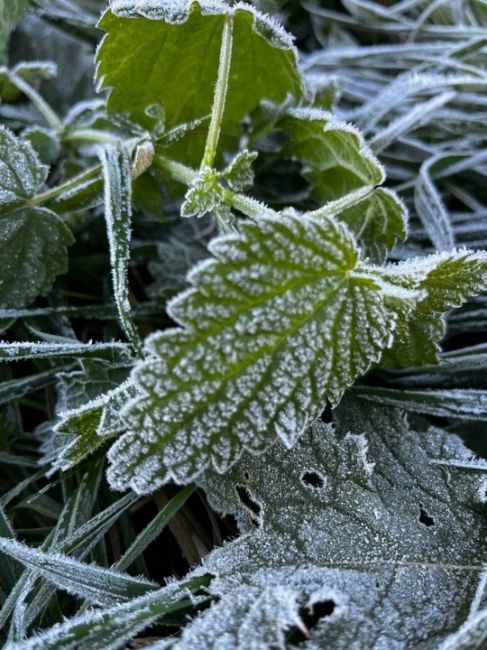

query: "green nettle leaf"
xmin=0 ymin=0 xmax=29 ymax=63
xmin=221 ymin=149 xmax=258 ymax=192
xmin=379 ymin=250 xmax=487 ymax=367
xmin=181 ymin=168 xmax=228 ymax=220
xmin=96 ymin=0 xmax=304 ymax=162
xmin=261 ymin=107 xmax=407 ymax=260
xmin=54 ymin=379 xmax=137 ymax=471
xmin=106 ymin=214 xmax=404 ymax=493
xmin=0 ymin=127 xmax=73 ymax=308
xmin=178 ymin=399 xmax=486 ymax=649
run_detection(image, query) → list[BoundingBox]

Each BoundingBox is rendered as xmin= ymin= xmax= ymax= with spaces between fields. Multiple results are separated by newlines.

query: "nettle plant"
xmin=0 ymin=1 xmax=487 ymax=648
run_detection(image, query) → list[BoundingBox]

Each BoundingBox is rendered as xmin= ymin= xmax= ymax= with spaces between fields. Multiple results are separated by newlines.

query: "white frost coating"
xmin=415 ymin=153 xmax=455 ymax=251
xmin=99 ymin=146 xmax=142 ymax=356
xmin=108 ymin=0 xmax=296 ymax=51
xmin=0 ymin=125 xmax=47 ymax=207
xmin=287 ymin=105 xmax=386 ymax=186
xmin=97 ymin=378 xmax=138 ymax=436
xmin=4 ymin=579 xmax=206 ymax=650
xmin=438 ymin=566 xmax=487 ymax=650
xmin=0 ymin=341 xmax=133 ymax=362
xmin=375 ymin=249 xmax=487 ymax=308
xmin=105 ymin=213 xmax=414 ymax=494
xmin=0 ymin=537 xmax=157 ymax=607
xmin=272 ymin=107 xmax=406 ymax=260
xmin=184 ymin=400 xmax=487 ymax=649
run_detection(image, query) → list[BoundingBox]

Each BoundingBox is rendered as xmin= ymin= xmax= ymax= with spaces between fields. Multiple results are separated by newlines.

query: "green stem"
xmin=9 ymin=73 xmax=62 ymax=131
xmin=31 ymin=164 xmax=102 ymax=207
xmin=63 ymin=129 xmax=122 ymax=146
xmin=222 ymin=188 xmax=281 ymax=220
xmin=309 ymin=185 xmax=376 ymax=220
xmin=201 ymin=16 xmax=234 ymax=170
xmin=155 ymin=155 xmax=198 ymax=185
xmin=155 ymin=154 xmax=280 ymax=220
xmin=0 ymin=163 xmax=101 ymax=218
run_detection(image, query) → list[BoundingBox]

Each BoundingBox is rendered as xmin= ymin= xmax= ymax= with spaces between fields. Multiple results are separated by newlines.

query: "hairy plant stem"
xmin=155 ymin=154 xmax=281 ymax=220
xmin=63 ymin=129 xmax=122 ymax=146
xmin=309 ymin=184 xmax=376 ymax=219
xmin=0 ymin=120 xmax=279 ymax=225
xmin=32 ymin=164 xmax=102 ymax=207
xmin=9 ymin=73 xmax=63 ymax=131
xmin=201 ymin=15 xmax=234 ymax=170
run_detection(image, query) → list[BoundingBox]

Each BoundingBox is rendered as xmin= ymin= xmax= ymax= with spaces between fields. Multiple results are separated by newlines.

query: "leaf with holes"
xmin=177 ymin=398 xmax=487 ymax=649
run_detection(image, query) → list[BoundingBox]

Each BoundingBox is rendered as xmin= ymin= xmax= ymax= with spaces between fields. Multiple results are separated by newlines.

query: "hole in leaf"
xmin=235 ymin=485 xmax=261 ymax=526
xmin=301 ymin=470 xmax=325 ymax=489
xmin=419 ymin=507 xmax=435 ymax=527
xmin=287 ymin=599 xmax=336 ymax=644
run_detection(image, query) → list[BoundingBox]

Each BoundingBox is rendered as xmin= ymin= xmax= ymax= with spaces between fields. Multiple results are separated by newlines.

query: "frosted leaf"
xmin=181 ymin=168 xmax=228 ymax=220
xmin=222 ymin=150 xmax=258 ymax=192
xmin=56 ymin=360 xmax=130 ymax=414
xmin=0 ymin=127 xmax=73 ymax=308
xmin=97 ymin=1 xmax=304 ymax=164
xmin=97 ymin=379 xmax=138 ymax=437
xmin=106 ymin=213 xmax=407 ymax=493
xmin=175 ymin=398 xmax=487 ymax=649
xmin=0 ymin=125 xmax=48 ymax=210
xmin=0 ymin=341 xmax=133 ymax=362
xmin=0 ymin=0 xmax=29 ymax=63
xmin=415 ymin=154 xmax=455 ymax=252
xmin=254 ymin=106 xmax=407 ymax=260
xmin=53 ymin=378 xmax=138 ymax=471
xmin=99 ymin=145 xmax=142 ymax=355
xmin=4 ymin=576 xmax=209 ymax=650
xmin=376 ymin=250 xmax=487 ymax=367
xmin=0 ymin=537 xmax=158 ymax=607
xmin=0 ymin=61 xmax=57 ymax=103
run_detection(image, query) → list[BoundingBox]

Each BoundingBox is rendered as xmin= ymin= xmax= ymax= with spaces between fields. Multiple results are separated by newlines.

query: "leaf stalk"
xmin=200 ymin=16 xmax=234 ymax=170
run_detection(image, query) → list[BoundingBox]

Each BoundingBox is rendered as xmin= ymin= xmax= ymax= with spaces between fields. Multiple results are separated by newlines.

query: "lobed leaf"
xmin=378 ymin=250 xmax=487 ymax=367
xmin=106 ymin=213 xmax=405 ymax=492
xmin=254 ymin=106 xmax=407 ymax=260
xmin=0 ymin=127 xmax=73 ymax=308
xmin=96 ymin=0 xmax=304 ymax=163
xmin=53 ymin=379 xmax=138 ymax=470
xmin=179 ymin=398 xmax=487 ymax=649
